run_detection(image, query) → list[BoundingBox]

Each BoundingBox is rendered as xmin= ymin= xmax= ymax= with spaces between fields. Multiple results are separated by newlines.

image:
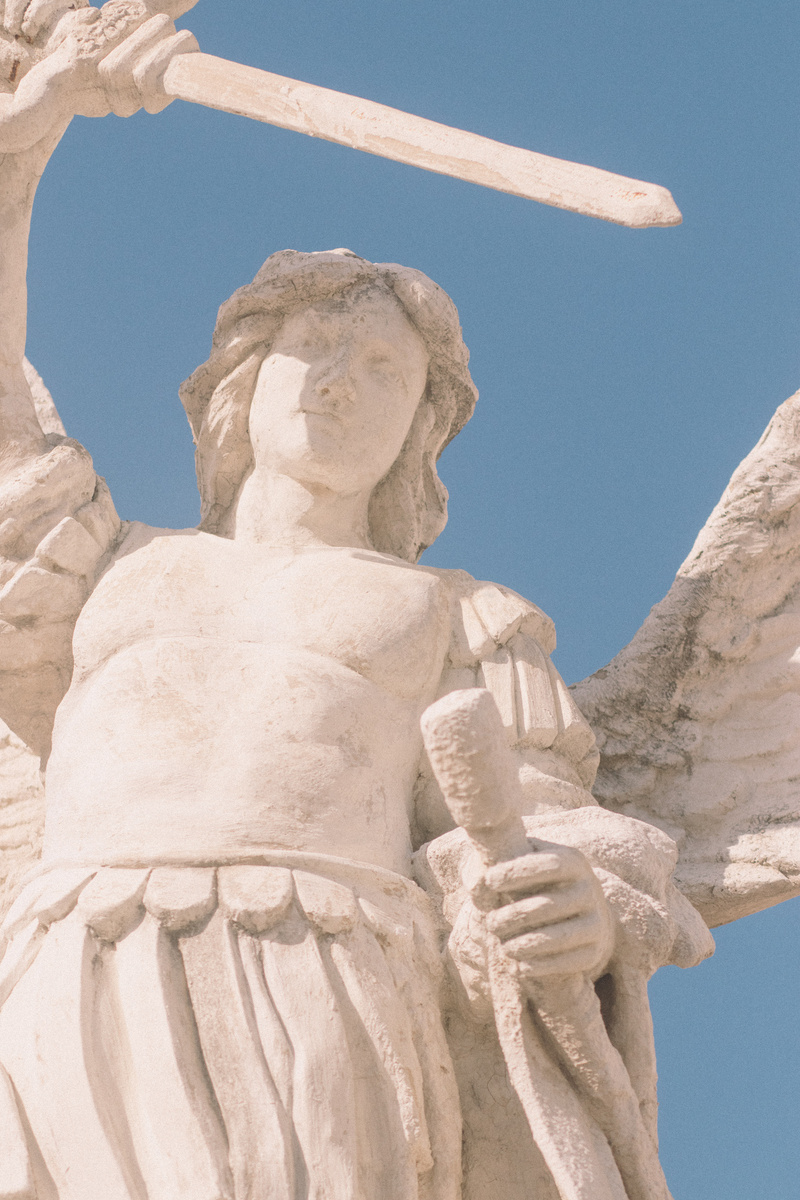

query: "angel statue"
xmin=0 ymin=5 xmax=797 ymax=1200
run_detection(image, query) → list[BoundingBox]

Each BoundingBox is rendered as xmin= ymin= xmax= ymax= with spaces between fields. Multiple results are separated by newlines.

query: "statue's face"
xmin=248 ymin=286 xmax=429 ymax=494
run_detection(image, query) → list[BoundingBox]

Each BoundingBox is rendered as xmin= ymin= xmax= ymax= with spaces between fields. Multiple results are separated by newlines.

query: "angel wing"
xmin=0 ymin=363 xmax=67 ymax=919
xmin=0 ymin=717 xmax=43 ymax=920
xmin=572 ymin=391 xmax=800 ymax=927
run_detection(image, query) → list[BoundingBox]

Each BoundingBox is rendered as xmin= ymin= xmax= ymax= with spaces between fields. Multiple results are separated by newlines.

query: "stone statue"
xmin=0 ymin=6 xmax=797 ymax=1200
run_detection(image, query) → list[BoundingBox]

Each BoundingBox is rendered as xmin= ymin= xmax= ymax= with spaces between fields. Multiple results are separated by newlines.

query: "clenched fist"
xmin=0 ymin=0 xmax=199 ymax=152
xmin=1 ymin=0 xmax=196 ymax=41
xmin=480 ymin=841 xmax=613 ymax=978
xmin=450 ymin=838 xmax=613 ymax=1013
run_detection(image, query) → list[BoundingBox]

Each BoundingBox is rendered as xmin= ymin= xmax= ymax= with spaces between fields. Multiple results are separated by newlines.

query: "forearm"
xmin=0 ymin=38 xmax=76 ymax=381
xmin=0 ymin=57 xmax=75 ymax=155
xmin=0 ymin=127 xmax=69 ymax=461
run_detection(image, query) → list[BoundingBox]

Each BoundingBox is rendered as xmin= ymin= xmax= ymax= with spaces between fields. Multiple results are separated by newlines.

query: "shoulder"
xmin=113 ymin=522 xmax=205 ymax=559
xmin=418 ymin=567 xmax=556 ymax=666
xmin=109 ymin=523 xmax=222 ymax=574
xmin=97 ymin=524 xmax=229 ymax=601
xmin=422 ymin=568 xmax=597 ymax=787
xmin=339 ymin=550 xmax=452 ymax=622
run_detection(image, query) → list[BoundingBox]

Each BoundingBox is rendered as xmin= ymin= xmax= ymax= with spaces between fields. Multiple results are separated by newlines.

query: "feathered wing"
xmin=0 ymin=363 xmax=119 ymax=918
xmin=0 ymin=361 xmax=66 ymax=917
xmin=0 ymin=717 xmax=44 ymax=919
xmin=0 ymin=363 xmax=58 ymax=916
xmin=572 ymin=391 xmax=800 ymax=927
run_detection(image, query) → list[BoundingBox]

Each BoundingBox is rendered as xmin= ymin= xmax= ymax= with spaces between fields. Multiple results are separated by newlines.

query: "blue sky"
xmin=24 ymin=2 xmax=800 ymax=1194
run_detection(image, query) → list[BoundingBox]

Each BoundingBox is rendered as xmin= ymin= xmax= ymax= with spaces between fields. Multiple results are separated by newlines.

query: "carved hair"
xmin=180 ymin=249 xmax=478 ymax=562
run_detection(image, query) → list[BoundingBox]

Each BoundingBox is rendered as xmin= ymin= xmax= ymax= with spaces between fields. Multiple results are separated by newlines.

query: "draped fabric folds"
xmin=0 ymin=856 xmax=462 ymax=1200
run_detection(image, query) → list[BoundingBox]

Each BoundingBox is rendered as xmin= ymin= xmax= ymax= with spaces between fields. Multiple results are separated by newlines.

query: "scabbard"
xmin=488 ymin=946 xmax=629 ymax=1200
xmin=162 ymin=51 xmax=681 ymax=230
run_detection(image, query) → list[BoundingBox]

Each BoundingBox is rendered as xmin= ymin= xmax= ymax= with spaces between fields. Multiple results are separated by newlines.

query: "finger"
xmin=20 ymin=0 xmax=88 ymax=41
xmin=486 ymin=884 xmax=594 ymax=941
xmin=500 ymin=912 xmax=604 ymax=961
xmin=133 ymin=26 xmax=197 ymax=113
xmin=483 ymin=849 xmax=587 ymax=897
xmin=98 ymin=12 xmax=175 ymax=117
xmin=515 ymin=944 xmax=603 ymax=980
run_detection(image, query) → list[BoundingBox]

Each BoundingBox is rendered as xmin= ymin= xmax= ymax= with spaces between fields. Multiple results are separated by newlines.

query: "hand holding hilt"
xmin=421 ymin=687 xmax=672 ymax=1200
xmin=0 ymin=0 xmax=198 ymax=148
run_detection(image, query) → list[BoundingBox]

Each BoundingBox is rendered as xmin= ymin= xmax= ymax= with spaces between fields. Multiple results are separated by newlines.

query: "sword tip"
xmin=621 ymin=185 xmax=683 ymax=229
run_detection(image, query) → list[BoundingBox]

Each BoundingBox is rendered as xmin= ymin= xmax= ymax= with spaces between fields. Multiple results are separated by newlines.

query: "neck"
xmin=233 ymin=468 xmax=373 ymax=550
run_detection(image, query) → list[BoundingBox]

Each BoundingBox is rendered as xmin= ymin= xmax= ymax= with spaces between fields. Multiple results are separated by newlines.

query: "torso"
xmin=43 ymin=526 xmax=451 ymax=875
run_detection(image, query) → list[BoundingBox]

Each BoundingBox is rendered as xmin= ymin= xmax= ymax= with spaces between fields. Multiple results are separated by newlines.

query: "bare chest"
xmin=72 ymin=528 xmax=450 ymax=701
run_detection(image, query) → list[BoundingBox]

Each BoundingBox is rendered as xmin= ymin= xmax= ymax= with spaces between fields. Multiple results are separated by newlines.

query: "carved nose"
xmin=316 ymin=357 xmax=355 ymax=407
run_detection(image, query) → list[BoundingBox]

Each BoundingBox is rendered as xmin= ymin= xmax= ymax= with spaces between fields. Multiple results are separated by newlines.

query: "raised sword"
xmin=33 ymin=0 xmax=681 ymax=229
xmin=161 ymin=50 xmax=682 ymax=230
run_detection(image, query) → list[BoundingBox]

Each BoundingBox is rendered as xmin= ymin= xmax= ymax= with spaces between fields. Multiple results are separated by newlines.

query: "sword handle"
xmin=420 ymin=687 xmax=530 ymax=866
xmin=421 ymin=687 xmax=672 ymax=1200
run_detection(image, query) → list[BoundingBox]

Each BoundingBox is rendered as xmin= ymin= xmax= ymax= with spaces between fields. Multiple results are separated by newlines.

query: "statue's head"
xmin=180 ymin=249 xmax=477 ymax=561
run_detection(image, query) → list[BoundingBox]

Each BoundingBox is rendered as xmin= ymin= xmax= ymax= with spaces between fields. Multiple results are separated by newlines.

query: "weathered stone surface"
xmin=161 ymin=50 xmax=681 ymax=229
xmin=0 ymin=237 xmax=702 ymax=1196
xmin=574 ymin=391 xmax=800 ymax=926
xmin=0 ymin=719 xmax=42 ymax=923
xmin=0 ymin=7 xmax=787 ymax=1198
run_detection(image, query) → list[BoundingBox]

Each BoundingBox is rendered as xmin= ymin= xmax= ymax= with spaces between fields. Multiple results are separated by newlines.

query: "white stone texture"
xmin=161 ymin=50 xmax=681 ymax=229
xmin=0 ymin=2 xmax=678 ymax=227
xmin=0 ymin=240 xmax=708 ymax=1197
xmin=0 ymin=9 xmax=780 ymax=1197
xmin=0 ymin=719 xmax=43 ymax=922
xmin=573 ymin=391 xmax=800 ymax=927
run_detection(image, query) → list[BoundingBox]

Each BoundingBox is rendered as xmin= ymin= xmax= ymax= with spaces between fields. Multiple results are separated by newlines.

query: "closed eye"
xmin=365 ymin=355 xmax=404 ymax=380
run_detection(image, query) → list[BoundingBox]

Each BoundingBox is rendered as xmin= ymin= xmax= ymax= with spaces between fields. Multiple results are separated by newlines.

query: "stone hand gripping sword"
xmin=33 ymin=0 xmax=681 ymax=228
xmin=421 ymin=688 xmax=673 ymax=1200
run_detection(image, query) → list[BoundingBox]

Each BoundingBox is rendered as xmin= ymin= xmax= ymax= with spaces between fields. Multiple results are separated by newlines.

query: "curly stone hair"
xmin=179 ymin=249 xmax=478 ymax=562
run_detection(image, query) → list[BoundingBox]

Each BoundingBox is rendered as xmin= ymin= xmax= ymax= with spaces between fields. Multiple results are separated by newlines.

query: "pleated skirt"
xmin=0 ymin=853 xmax=462 ymax=1200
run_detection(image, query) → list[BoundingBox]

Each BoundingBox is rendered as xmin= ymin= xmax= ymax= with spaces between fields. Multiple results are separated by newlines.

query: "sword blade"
xmin=163 ymin=52 xmax=681 ymax=229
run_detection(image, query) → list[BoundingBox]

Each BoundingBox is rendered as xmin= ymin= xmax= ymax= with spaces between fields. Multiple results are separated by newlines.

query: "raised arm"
xmin=0 ymin=1 xmax=198 ymax=757
xmin=0 ymin=78 xmax=66 ymax=464
xmin=0 ymin=2 xmax=197 ymax=427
